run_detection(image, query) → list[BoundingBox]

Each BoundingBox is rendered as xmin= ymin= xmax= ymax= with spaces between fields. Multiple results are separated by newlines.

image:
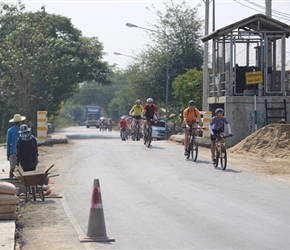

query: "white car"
xmin=152 ymin=120 xmax=166 ymax=140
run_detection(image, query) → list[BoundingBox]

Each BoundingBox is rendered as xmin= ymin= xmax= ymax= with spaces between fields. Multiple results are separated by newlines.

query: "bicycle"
xmin=132 ymin=119 xmax=142 ymax=141
xmin=143 ymin=118 xmax=155 ymax=148
xmin=120 ymin=127 xmax=127 ymax=141
xmin=184 ymin=124 xmax=199 ymax=162
xmin=213 ymin=134 xmax=232 ymax=170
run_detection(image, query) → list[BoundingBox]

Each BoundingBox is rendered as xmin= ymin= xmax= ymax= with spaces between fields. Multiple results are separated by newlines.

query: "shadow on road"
xmin=66 ymin=134 xmax=119 ymax=140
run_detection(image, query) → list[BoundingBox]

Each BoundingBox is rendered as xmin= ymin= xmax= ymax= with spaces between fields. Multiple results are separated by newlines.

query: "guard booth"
xmin=202 ymin=14 xmax=290 ymax=146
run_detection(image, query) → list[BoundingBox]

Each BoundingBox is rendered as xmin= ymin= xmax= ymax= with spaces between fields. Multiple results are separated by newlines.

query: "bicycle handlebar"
xmin=182 ymin=126 xmax=202 ymax=130
xmin=217 ymin=134 xmax=233 ymax=139
xmin=142 ymin=116 xmax=157 ymax=122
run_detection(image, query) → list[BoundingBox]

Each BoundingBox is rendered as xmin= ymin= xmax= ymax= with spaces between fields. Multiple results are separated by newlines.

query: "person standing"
xmin=17 ymin=124 xmax=39 ymax=172
xmin=6 ymin=114 xmax=26 ymax=178
xmin=183 ymin=100 xmax=203 ymax=156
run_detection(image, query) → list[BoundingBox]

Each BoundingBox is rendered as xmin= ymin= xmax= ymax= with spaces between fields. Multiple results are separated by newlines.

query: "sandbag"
xmin=0 ymin=181 xmax=18 ymax=195
xmin=0 ymin=204 xmax=17 ymax=214
xmin=0 ymin=194 xmax=19 ymax=205
xmin=0 ymin=212 xmax=18 ymax=220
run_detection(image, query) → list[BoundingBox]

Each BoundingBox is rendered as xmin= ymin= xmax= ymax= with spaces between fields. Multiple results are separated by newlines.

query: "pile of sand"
xmin=228 ymin=123 xmax=290 ymax=159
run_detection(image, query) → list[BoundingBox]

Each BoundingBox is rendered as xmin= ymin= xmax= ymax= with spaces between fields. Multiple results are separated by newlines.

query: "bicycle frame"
xmin=133 ymin=120 xmax=141 ymax=141
xmin=143 ymin=118 xmax=154 ymax=147
xmin=213 ymin=134 xmax=231 ymax=170
xmin=120 ymin=127 xmax=127 ymax=141
xmin=185 ymin=124 xmax=199 ymax=162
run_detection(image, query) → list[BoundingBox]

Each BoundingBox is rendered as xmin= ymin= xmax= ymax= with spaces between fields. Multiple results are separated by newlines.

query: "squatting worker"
xmin=6 ymin=114 xmax=26 ymax=178
xmin=183 ymin=100 xmax=202 ymax=156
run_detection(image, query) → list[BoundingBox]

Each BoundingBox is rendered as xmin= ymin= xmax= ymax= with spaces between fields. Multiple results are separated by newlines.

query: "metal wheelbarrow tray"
xmin=16 ymin=165 xmax=54 ymax=202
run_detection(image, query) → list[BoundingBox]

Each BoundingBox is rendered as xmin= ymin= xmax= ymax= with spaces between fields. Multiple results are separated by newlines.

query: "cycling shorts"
xmin=133 ymin=115 xmax=141 ymax=120
xmin=210 ymin=128 xmax=223 ymax=141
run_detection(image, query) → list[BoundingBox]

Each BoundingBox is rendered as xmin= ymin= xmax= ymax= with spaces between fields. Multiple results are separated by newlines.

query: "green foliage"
xmin=56 ymin=1 xmax=205 ymax=126
xmin=114 ymin=0 xmax=204 ymax=108
xmin=0 ymin=2 xmax=112 ymax=139
xmin=172 ymin=68 xmax=203 ymax=109
xmin=144 ymin=0 xmax=204 ymax=102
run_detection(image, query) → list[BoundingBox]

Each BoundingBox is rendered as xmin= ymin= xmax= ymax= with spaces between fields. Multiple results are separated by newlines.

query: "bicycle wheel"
xmin=191 ymin=138 xmax=198 ymax=162
xmin=213 ymin=146 xmax=219 ymax=168
xmin=121 ymin=130 xmax=126 ymax=141
xmin=220 ymin=145 xmax=227 ymax=170
xmin=134 ymin=126 xmax=138 ymax=141
xmin=143 ymin=128 xmax=148 ymax=145
xmin=186 ymin=136 xmax=191 ymax=159
xmin=145 ymin=127 xmax=152 ymax=148
xmin=136 ymin=125 xmax=140 ymax=141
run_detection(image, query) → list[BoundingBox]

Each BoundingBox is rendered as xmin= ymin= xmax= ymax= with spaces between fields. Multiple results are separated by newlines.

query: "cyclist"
xmin=209 ymin=108 xmax=232 ymax=163
xmin=183 ymin=100 xmax=203 ymax=155
xmin=142 ymin=98 xmax=159 ymax=138
xmin=118 ymin=116 xmax=129 ymax=141
xmin=129 ymin=99 xmax=143 ymax=138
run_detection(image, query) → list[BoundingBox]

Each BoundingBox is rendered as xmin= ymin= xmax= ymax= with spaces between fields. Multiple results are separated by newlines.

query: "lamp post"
xmin=126 ymin=22 xmax=170 ymax=140
xmin=113 ymin=51 xmax=137 ymax=59
xmin=126 ymin=22 xmax=169 ymax=104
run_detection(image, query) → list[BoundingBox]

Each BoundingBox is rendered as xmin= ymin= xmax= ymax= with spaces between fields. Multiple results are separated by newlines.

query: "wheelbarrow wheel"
xmin=31 ymin=186 xmax=36 ymax=201
xmin=25 ymin=188 xmax=29 ymax=203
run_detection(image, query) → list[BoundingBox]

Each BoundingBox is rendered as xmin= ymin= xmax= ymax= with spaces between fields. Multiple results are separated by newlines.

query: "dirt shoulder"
xmin=15 ymin=143 xmax=83 ymax=250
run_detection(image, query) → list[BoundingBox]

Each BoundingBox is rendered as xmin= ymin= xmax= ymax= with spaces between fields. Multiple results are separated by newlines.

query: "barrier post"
xmin=202 ymin=111 xmax=212 ymax=139
xmin=37 ymin=111 xmax=47 ymax=144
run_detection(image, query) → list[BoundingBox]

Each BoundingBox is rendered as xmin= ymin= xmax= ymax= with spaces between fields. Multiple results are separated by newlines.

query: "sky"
xmin=3 ymin=0 xmax=290 ymax=69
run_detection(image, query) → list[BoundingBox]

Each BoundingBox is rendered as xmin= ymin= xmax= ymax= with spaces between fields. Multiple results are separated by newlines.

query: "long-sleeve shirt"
xmin=17 ymin=136 xmax=38 ymax=171
xmin=209 ymin=116 xmax=232 ymax=135
xmin=6 ymin=125 xmax=21 ymax=156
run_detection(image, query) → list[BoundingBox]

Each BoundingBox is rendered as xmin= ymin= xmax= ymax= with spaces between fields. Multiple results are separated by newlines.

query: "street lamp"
xmin=126 ymin=22 xmax=170 ymax=140
xmin=113 ymin=51 xmax=137 ymax=59
xmin=126 ymin=22 xmax=169 ymax=104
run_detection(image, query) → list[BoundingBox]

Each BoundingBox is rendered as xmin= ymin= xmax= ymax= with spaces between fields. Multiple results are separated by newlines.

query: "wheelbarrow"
xmin=16 ymin=165 xmax=55 ymax=202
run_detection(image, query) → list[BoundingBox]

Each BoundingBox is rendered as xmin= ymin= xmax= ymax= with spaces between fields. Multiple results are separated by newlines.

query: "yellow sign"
xmin=245 ymin=71 xmax=263 ymax=85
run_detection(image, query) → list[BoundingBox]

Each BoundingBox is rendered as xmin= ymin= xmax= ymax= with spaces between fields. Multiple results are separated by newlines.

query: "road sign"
xmin=245 ymin=71 xmax=263 ymax=85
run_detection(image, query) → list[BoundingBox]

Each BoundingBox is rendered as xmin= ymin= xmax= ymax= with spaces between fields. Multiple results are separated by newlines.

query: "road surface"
xmin=52 ymin=126 xmax=290 ymax=249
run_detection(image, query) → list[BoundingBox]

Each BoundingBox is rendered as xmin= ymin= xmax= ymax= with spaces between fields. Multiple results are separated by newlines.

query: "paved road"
xmin=55 ymin=126 xmax=290 ymax=249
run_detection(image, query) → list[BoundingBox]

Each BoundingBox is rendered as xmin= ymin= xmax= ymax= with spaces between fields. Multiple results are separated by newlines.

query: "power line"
xmin=233 ymin=0 xmax=290 ymax=23
xmin=246 ymin=0 xmax=290 ymax=22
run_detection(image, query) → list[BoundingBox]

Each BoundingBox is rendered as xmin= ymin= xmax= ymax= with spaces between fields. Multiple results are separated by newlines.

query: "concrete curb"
xmin=46 ymin=134 xmax=68 ymax=145
xmin=0 ymin=220 xmax=15 ymax=250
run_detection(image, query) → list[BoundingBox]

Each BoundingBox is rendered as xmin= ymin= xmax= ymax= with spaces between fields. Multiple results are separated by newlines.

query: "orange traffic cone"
xmin=79 ymin=179 xmax=115 ymax=242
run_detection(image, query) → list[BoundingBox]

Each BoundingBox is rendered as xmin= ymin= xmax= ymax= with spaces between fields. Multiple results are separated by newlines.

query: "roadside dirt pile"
xmin=228 ymin=123 xmax=290 ymax=159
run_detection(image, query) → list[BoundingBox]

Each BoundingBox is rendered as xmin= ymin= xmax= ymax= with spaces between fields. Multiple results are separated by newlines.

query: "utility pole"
xmin=265 ymin=0 xmax=272 ymax=17
xmin=202 ymin=0 xmax=210 ymax=111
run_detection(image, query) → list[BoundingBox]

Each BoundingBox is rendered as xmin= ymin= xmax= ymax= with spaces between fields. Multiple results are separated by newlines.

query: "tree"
xmin=143 ymin=0 xmax=204 ymax=103
xmin=172 ymin=68 xmax=203 ymax=109
xmin=0 ymin=2 xmax=112 ymax=138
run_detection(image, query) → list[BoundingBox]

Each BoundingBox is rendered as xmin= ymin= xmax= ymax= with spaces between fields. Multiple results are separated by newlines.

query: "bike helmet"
xmin=135 ymin=99 xmax=141 ymax=104
xmin=215 ymin=108 xmax=224 ymax=114
xmin=147 ymin=98 xmax=153 ymax=103
xmin=121 ymin=116 xmax=126 ymax=120
xmin=188 ymin=100 xmax=196 ymax=105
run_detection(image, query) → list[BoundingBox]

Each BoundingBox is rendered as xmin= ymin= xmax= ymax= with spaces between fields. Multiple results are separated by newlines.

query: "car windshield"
xmin=153 ymin=121 xmax=165 ymax=127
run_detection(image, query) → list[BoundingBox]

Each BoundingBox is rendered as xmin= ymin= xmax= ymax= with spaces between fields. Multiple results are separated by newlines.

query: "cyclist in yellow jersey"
xmin=183 ymin=100 xmax=203 ymax=156
xmin=129 ymin=99 xmax=144 ymax=138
